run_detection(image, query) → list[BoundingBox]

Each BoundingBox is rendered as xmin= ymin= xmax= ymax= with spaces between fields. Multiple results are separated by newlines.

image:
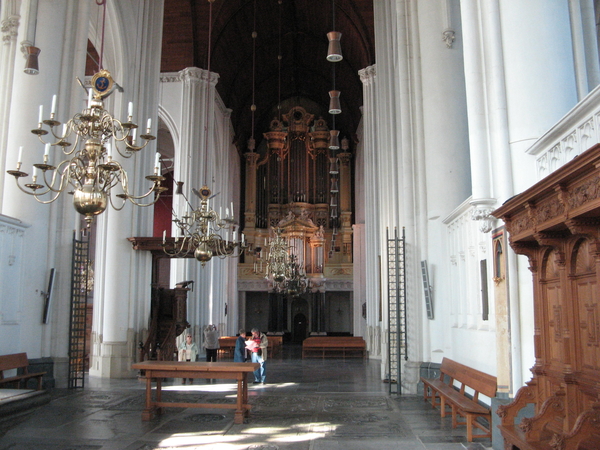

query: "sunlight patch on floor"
xmin=159 ymin=434 xmax=245 ymax=447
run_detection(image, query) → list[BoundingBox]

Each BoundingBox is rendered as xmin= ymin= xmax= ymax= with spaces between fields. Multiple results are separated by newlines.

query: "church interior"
xmin=1 ymin=1 xmax=600 ymax=449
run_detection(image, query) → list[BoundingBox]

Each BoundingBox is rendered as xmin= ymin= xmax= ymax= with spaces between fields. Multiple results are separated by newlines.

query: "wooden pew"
xmin=302 ymin=336 xmax=366 ymax=359
xmin=0 ymin=353 xmax=46 ymax=390
xmin=219 ymin=335 xmax=283 ymax=359
xmin=217 ymin=337 xmax=237 ymax=358
xmin=420 ymin=357 xmax=496 ymax=442
xmin=265 ymin=335 xmax=283 ymax=357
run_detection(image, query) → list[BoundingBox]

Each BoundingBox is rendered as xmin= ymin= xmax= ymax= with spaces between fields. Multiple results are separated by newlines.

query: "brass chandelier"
xmin=6 ymin=69 xmax=166 ymax=226
xmin=163 ymin=185 xmax=248 ymax=266
xmin=262 ymin=228 xmax=309 ymax=295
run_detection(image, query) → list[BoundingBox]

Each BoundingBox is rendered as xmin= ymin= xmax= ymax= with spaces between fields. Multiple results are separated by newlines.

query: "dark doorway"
xmin=292 ymin=313 xmax=308 ymax=344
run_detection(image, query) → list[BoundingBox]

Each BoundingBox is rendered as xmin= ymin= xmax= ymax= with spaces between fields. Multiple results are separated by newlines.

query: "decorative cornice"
xmin=178 ymin=67 xmax=220 ymax=85
xmin=160 ymin=72 xmax=180 ymax=83
xmin=236 ymin=277 xmax=353 ymax=292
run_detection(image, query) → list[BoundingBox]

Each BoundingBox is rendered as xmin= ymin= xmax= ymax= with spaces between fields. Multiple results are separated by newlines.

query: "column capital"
xmin=178 ymin=67 xmax=219 ymax=86
xmin=2 ymin=15 xmax=19 ymax=44
xmin=359 ymin=64 xmax=376 ymax=83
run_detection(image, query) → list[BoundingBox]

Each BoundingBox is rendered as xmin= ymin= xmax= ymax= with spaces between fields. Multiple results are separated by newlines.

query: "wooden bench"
xmin=0 ymin=353 xmax=46 ymax=390
xmin=421 ymin=357 xmax=496 ymax=442
xmin=219 ymin=335 xmax=283 ymax=359
xmin=302 ymin=336 xmax=366 ymax=359
xmin=265 ymin=335 xmax=283 ymax=357
xmin=218 ymin=337 xmax=237 ymax=358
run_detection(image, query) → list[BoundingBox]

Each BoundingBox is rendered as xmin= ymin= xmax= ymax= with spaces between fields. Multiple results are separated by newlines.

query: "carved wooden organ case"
xmin=241 ymin=106 xmax=353 ymax=283
xmin=493 ymin=144 xmax=600 ymax=449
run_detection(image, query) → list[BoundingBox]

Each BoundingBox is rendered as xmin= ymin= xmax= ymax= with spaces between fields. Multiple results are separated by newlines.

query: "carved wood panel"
xmin=493 ymin=145 xmax=600 ymax=449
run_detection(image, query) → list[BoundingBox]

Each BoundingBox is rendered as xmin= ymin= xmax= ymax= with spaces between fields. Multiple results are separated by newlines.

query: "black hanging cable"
xmin=96 ymin=0 xmax=107 ymax=71
xmin=278 ymin=0 xmax=282 ymax=122
xmin=202 ymin=0 xmax=214 ymax=186
xmin=251 ymin=0 xmax=257 ymax=141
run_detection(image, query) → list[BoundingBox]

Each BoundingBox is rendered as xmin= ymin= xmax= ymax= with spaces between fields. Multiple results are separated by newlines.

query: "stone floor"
xmin=0 ymin=346 xmax=493 ymax=450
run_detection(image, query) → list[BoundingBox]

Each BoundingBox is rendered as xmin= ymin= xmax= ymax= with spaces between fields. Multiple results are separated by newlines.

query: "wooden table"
xmin=132 ymin=360 xmax=259 ymax=424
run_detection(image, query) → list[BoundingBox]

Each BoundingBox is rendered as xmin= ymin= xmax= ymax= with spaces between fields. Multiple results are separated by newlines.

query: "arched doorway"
xmin=292 ymin=313 xmax=308 ymax=344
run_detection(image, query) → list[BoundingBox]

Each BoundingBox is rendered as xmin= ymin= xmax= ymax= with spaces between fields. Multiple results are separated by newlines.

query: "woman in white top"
xmin=178 ymin=334 xmax=198 ymax=384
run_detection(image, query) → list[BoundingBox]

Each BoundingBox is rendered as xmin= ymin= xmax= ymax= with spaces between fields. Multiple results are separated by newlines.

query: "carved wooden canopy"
xmin=493 ymin=144 xmax=600 ymax=247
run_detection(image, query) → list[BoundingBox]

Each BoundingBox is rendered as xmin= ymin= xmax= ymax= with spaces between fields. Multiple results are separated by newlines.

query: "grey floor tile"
xmin=0 ymin=346 xmax=493 ymax=450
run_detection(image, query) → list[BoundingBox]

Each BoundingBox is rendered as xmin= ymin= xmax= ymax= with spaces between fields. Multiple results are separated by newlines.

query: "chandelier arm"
xmin=67 ymin=156 xmax=90 ymax=189
xmin=12 ymin=177 xmax=52 ymax=197
xmin=110 ymin=118 xmax=140 ymax=158
xmin=38 ymin=159 xmax=73 ymax=193
xmin=59 ymin=125 xmax=81 ymax=155
xmin=163 ymin=234 xmax=192 ymax=258
xmin=123 ymin=186 xmax=158 ymax=201
xmin=107 ymin=192 xmax=127 ymax=211
xmin=31 ymin=189 xmax=64 ymax=205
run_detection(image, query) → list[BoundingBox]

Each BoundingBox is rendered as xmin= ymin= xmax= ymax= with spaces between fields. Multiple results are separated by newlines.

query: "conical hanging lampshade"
xmin=329 ymin=157 xmax=339 ymax=174
xmin=330 ymin=177 xmax=339 ymax=193
xmin=24 ymin=46 xmax=41 ymax=75
xmin=329 ymin=130 xmax=340 ymax=150
xmin=326 ymin=31 xmax=343 ymax=62
xmin=328 ymin=90 xmax=341 ymax=114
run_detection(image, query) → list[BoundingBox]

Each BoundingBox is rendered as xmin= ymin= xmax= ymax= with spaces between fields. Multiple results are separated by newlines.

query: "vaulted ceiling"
xmin=161 ymin=0 xmax=375 ymax=155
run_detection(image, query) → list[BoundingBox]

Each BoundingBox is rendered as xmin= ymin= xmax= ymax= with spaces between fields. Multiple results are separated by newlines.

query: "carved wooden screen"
xmin=493 ymin=144 xmax=600 ymax=449
xmin=570 ymin=239 xmax=599 ymax=424
xmin=540 ymin=247 xmax=563 ymax=396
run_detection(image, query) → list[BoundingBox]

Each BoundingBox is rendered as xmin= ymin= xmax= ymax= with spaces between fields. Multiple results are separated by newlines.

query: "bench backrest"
xmin=440 ymin=357 xmax=497 ymax=398
xmin=218 ymin=337 xmax=238 ymax=345
xmin=0 ymin=352 xmax=29 ymax=373
xmin=303 ymin=337 xmax=365 ymax=344
xmin=219 ymin=336 xmax=282 ymax=348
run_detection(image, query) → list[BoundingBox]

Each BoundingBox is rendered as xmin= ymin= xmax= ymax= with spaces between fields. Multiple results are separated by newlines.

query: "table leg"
xmin=141 ymin=375 xmax=154 ymax=421
xmin=242 ymin=375 xmax=249 ymax=417
xmin=156 ymin=377 xmax=163 ymax=415
xmin=234 ymin=377 xmax=244 ymax=424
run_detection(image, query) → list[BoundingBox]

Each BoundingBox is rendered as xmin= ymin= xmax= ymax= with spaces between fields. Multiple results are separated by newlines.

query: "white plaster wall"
xmin=499 ymin=0 xmax=578 ymax=195
xmin=416 ymin=0 xmax=472 ymax=364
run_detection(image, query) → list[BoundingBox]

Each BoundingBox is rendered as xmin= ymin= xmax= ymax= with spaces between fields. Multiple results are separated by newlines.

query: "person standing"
xmin=247 ymin=328 xmax=268 ymax=384
xmin=203 ymin=324 xmax=220 ymax=362
xmin=234 ymin=329 xmax=247 ymax=362
xmin=178 ymin=334 xmax=198 ymax=384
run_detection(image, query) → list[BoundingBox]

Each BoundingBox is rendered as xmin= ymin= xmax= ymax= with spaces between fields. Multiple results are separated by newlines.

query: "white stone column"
xmin=1 ymin=1 xmax=89 ymax=378
xmin=569 ymin=0 xmax=600 ymax=99
xmin=459 ymin=0 xmax=496 ymax=227
xmin=169 ymin=66 xmax=237 ymax=339
xmin=358 ymin=65 xmax=380 ymax=356
xmin=416 ymin=0 xmax=472 ymax=363
xmin=497 ymin=0 xmax=576 ymax=391
xmin=0 ymin=0 xmax=22 ymax=211
xmin=90 ymin=0 xmax=164 ymax=378
xmin=499 ymin=0 xmax=577 ymax=192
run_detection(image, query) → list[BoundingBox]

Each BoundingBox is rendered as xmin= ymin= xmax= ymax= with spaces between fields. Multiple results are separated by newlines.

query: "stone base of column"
xmin=401 ymin=360 xmax=422 ymax=394
xmin=89 ymin=339 xmax=137 ymax=379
